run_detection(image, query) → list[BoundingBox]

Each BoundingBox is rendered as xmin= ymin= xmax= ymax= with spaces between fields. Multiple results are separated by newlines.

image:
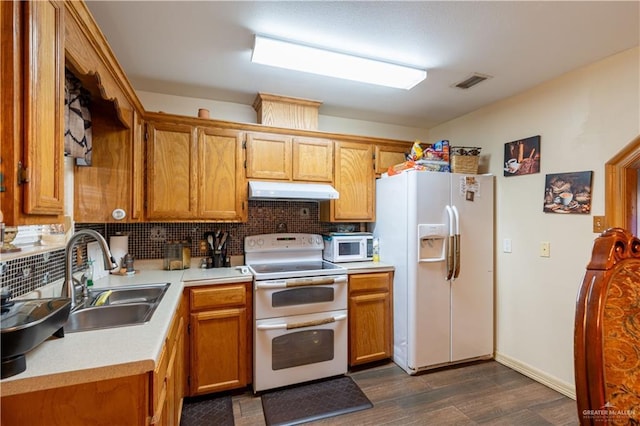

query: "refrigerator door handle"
xmin=445 ymin=205 xmax=455 ymax=280
xmin=452 ymin=205 xmax=461 ymax=279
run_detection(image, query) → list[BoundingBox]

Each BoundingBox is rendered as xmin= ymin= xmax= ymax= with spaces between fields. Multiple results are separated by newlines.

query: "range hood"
xmin=249 ymin=181 xmax=339 ymax=201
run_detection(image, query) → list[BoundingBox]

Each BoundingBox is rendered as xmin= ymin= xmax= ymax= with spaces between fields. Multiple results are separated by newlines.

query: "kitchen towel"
xmin=109 ymin=235 xmax=128 ymax=270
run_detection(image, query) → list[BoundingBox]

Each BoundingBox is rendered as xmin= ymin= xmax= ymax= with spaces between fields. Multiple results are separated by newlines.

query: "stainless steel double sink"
xmin=65 ymin=283 xmax=170 ymax=332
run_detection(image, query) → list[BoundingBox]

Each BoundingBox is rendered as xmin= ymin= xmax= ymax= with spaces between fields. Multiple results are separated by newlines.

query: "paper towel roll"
xmin=109 ymin=235 xmax=129 ymax=269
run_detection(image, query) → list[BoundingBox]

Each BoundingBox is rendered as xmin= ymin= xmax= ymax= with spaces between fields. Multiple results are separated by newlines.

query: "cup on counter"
xmin=560 ymin=192 xmax=573 ymax=206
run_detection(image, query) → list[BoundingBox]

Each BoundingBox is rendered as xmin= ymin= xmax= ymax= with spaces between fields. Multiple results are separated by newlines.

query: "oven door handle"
xmin=255 ymin=276 xmax=348 ymax=289
xmin=256 ymin=314 xmax=347 ymax=330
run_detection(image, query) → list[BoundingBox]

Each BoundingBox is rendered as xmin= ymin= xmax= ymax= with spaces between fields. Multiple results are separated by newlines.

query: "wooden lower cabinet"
xmin=348 ymin=271 xmax=394 ymax=366
xmin=187 ymin=282 xmax=252 ymax=396
xmin=1 ymin=299 xmax=185 ymax=426
xmin=151 ymin=297 xmax=186 ymax=425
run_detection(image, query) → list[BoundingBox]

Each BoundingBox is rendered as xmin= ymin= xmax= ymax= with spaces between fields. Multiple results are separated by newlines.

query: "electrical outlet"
xmin=540 ymin=241 xmax=550 ymax=257
xmin=300 ymin=207 xmax=310 ymax=219
xmin=593 ymin=216 xmax=606 ymax=233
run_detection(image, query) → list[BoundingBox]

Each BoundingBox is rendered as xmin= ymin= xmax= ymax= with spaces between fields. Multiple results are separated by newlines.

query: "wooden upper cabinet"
xmin=23 ymin=0 xmax=65 ymax=216
xmin=145 ymin=114 xmax=247 ymax=222
xmin=321 ymin=141 xmax=375 ymax=222
xmin=292 ymin=137 xmax=333 ymax=182
xmin=375 ymin=143 xmax=410 ymax=175
xmin=146 ymin=121 xmax=197 ymax=220
xmin=74 ymin=105 xmax=139 ymax=223
xmin=66 ymin=0 xmax=145 ymax=223
xmin=245 ymin=132 xmax=292 ymax=180
xmin=198 ymin=128 xmax=246 ymax=221
xmin=245 ymin=132 xmax=333 ymax=183
xmin=131 ymin=111 xmax=145 ymax=220
xmin=1 ymin=0 xmax=65 ymax=224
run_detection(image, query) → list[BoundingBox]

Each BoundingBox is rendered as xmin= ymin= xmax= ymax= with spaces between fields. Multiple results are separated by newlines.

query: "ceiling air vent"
xmin=453 ymin=73 xmax=492 ymax=90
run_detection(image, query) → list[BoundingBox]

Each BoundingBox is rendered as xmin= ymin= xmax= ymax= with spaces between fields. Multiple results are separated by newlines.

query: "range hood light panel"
xmin=249 ymin=181 xmax=339 ymax=201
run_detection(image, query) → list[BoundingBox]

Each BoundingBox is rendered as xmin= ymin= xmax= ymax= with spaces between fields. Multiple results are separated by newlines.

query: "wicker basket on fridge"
xmin=450 ymin=155 xmax=479 ymax=174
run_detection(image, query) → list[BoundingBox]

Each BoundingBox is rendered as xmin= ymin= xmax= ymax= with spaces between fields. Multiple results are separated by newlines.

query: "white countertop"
xmin=0 ymin=259 xmax=389 ymax=396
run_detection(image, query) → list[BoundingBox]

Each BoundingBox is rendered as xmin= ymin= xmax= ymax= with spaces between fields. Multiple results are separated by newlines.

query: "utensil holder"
xmin=213 ymin=251 xmax=223 ymax=268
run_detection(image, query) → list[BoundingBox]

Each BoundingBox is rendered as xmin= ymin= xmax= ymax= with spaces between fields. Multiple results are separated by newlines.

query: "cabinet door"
xmin=131 ymin=110 xmax=145 ymax=220
xmin=23 ymin=0 xmax=65 ymax=215
xmin=349 ymin=292 xmax=392 ymax=366
xmin=375 ymin=144 xmax=410 ymax=175
xmin=348 ymin=272 xmax=393 ymax=366
xmin=245 ymin=132 xmax=292 ymax=180
xmin=324 ymin=141 xmax=375 ymax=221
xmin=198 ymin=128 xmax=247 ymax=221
xmin=146 ymin=121 xmax=197 ymax=219
xmin=292 ymin=137 xmax=333 ymax=182
xmin=173 ymin=317 xmax=186 ymax=426
xmin=189 ymin=308 xmax=248 ymax=395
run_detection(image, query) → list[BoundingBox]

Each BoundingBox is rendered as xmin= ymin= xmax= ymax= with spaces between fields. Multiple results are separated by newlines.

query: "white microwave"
xmin=323 ymin=233 xmax=373 ymax=263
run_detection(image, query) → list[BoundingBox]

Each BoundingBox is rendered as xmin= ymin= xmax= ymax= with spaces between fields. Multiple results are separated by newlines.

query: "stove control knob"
xmin=247 ymin=239 xmax=255 ymax=248
xmin=315 ymin=236 xmax=322 ymax=245
xmin=257 ymin=238 xmax=264 ymax=246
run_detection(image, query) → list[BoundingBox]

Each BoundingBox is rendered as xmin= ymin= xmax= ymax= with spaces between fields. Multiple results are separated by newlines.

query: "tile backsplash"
xmin=3 ymin=201 xmax=359 ymax=298
xmin=79 ymin=201 xmax=355 ymax=260
xmin=1 ymin=249 xmax=66 ymax=298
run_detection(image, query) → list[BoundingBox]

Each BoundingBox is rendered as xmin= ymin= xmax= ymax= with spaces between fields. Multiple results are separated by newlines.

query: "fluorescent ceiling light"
xmin=252 ymin=35 xmax=426 ymax=90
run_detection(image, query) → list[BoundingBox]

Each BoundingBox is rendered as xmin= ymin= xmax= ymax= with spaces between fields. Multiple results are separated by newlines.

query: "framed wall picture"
xmin=543 ymin=171 xmax=593 ymax=214
xmin=504 ymin=135 xmax=541 ymax=177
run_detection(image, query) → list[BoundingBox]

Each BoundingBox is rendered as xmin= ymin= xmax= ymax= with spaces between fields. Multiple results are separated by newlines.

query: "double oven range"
xmin=245 ymin=233 xmax=348 ymax=393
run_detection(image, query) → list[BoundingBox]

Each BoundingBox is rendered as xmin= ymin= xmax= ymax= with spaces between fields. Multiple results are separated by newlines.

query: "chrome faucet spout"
xmin=62 ymin=229 xmax=118 ymax=309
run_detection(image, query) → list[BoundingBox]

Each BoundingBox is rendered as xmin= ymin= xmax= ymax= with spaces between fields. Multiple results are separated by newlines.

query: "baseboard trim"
xmin=494 ymin=352 xmax=576 ymax=400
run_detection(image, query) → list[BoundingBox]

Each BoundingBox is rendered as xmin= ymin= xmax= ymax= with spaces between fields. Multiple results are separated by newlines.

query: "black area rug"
xmin=180 ymin=394 xmax=234 ymax=426
xmin=261 ymin=375 xmax=373 ymax=426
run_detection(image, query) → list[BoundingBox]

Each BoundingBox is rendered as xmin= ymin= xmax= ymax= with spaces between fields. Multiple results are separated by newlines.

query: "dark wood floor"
xmin=232 ymin=360 xmax=579 ymax=425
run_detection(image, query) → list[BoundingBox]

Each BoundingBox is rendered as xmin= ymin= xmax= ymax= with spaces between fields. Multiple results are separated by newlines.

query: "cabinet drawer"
xmin=349 ymin=272 xmax=391 ymax=294
xmin=190 ymin=284 xmax=246 ymax=311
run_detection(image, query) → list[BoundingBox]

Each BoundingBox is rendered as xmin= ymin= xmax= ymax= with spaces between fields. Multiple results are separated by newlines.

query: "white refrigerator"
xmin=373 ymin=170 xmax=494 ymax=374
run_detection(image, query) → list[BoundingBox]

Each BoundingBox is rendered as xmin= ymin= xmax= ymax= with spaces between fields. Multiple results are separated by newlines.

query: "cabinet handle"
xmin=255 ymin=276 xmax=347 ymax=289
xmin=257 ymin=314 xmax=347 ymax=330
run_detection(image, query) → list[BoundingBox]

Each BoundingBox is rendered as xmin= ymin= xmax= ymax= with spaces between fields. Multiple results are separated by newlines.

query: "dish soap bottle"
xmin=85 ymin=259 xmax=94 ymax=287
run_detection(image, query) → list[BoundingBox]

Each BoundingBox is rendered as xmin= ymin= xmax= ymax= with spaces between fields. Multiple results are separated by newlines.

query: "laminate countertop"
xmin=0 ymin=260 xmax=392 ymax=397
xmin=0 ymin=262 xmax=253 ymax=397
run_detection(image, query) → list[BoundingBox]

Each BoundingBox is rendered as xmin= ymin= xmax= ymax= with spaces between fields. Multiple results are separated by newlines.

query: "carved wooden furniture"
xmin=574 ymin=228 xmax=640 ymax=425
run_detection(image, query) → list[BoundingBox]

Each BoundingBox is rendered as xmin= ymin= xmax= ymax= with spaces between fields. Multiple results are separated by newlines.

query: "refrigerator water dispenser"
xmin=418 ymin=224 xmax=447 ymax=262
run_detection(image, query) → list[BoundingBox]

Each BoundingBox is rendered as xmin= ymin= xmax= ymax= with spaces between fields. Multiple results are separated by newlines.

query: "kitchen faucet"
xmin=63 ymin=229 xmax=118 ymax=309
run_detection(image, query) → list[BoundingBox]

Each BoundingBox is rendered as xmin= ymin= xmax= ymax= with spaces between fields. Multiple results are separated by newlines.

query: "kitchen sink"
xmin=64 ymin=283 xmax=170 ymax=332
xmin=88 ymin=283 xmax=170 ymax=306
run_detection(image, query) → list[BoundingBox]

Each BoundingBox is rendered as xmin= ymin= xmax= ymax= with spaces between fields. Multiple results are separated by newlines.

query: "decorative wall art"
xmin=543 ymin=171 xmax=593 ymax=214
xmin=504 ymin=135 xmax=540 ymax=177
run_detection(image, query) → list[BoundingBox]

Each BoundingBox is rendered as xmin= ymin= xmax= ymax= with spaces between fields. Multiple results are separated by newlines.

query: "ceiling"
xmin=86 ymin=1 xmax=639 ymax=129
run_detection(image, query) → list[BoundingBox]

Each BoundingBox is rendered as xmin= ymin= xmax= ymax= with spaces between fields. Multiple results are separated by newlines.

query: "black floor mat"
xmin=261 ymin=375 xmax=373 ymax=426
xmin=180 ymin=394 xmax=234 ymax=426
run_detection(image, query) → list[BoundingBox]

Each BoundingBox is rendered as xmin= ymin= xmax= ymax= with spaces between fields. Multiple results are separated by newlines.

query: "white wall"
xmin=137 ymin=91 xmax=428 ymax=141
xmin=429 ymin=47 xmax=640 ymax=397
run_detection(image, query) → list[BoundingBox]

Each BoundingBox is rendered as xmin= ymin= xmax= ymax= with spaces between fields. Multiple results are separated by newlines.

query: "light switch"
xmin=503 ymin=238 xmax=512 ymax=253
xmin=540 ymin=241 xmax=550 ymax=257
